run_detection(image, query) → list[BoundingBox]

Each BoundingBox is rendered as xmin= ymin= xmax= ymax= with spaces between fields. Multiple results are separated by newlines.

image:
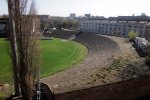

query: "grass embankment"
xmin=0 ymin=38 xmax=88 ymax=83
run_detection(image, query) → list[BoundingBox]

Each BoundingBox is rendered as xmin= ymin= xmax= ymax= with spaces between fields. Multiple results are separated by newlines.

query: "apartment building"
xmin=80 ymin=15 xmax=150 ymax=37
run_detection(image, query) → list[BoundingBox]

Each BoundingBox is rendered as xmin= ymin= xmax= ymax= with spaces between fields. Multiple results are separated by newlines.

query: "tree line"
xmin=40 ymin=18 xmax=79 ymax=30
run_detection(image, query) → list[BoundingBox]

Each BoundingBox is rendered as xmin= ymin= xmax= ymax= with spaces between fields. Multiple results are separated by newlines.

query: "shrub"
xmin=128 ymin=31 xmax=138 ymax=41
xmin=146 ymin=56 xmax=150 ymax=66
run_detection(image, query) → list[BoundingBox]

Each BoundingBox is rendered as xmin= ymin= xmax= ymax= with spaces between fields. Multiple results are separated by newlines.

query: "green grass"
xmin=0 ymin=38 xmax=88 ymax=83
xmin=0 ymin=38 xmax=12 ymax=84
xmin=40 ymin=38 xmax=88 ymax=77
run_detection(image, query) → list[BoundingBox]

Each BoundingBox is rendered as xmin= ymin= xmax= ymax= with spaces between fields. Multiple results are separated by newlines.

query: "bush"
xmin=146 ymin=56 xmax=150 ymax=66
xmin=128 ymin=31 xmax=137 ymax=41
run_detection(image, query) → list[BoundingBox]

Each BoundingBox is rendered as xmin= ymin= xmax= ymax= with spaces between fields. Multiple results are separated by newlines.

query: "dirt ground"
xmin=41 ymin=33 xmax=149 ymax=94
xmin=103 ymin=35 xmax=138 ymax=59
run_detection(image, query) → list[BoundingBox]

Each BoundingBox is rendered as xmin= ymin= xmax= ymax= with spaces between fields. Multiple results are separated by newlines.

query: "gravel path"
xmin=41 ymin=33 xmax=121 ymax=93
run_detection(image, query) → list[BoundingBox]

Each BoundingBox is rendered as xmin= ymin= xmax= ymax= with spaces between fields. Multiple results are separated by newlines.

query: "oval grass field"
xmin=0 ymin=38 xmax=88 ymax=83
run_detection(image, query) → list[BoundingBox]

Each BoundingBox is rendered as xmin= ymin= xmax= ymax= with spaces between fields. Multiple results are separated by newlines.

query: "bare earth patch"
xmin=0 ymin=84 xmax=13 ymax=99
xmin=42 ymin=33 xmax=150 ymax=94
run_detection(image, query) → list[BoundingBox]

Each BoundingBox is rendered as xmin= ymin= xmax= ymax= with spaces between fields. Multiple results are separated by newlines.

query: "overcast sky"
xmin=0 ymin=0 xmax=150 ymax=17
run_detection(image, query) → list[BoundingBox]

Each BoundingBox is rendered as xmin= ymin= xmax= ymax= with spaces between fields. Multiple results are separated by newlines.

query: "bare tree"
xmin=7 ymin=0 xmax=21 ymax=96
xmin=8 ymin=0 xmax=40 ymax=99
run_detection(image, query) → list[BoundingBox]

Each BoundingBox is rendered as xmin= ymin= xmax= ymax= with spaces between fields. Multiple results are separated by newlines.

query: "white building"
xmin=70 ymin=13 xmax=76 ymax=19
xmin=80 ymin=15 xmax=150 ymax=37
xmin=84 ymin=14 xmax=91 ymax=18
xmin=0 ymin=18 xmax=8 ymax=37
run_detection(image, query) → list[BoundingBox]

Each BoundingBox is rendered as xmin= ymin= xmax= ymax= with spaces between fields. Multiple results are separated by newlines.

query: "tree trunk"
xmin=7 ymin=0 xmax=21 ymax=96
xmin=8 ymin=0 xmax=40 ymax=99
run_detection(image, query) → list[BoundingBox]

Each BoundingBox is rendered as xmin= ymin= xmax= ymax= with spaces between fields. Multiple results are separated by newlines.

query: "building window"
xmin=123 ymin=33 xmax=125 ymax=36
xmin=129 ymin=29 xmax=131 ymax=32
xmin=99 ymin=27 xmax=101 ymax=32
xmin=134 ymin=29 xmax=136 ymax=32
xmin=140 ymin=30 xmax=142 ymax=34
xmin=146 ymin=30 xmax=148 ymax=34
xmin=110 ymin=27 xmax=112 ymax=30
xmin=106 ymin=27 xmax=108 ymax=30
xmin=0 ymin=30 xmax=3 ymax=32
xmin=124 ymin=28 xmax=125 ymax=32
xmin=2 ymin=22 xmax=6 ymax=24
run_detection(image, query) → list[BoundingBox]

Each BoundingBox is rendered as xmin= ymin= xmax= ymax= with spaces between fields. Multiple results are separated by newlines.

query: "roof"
xmin=110 ymin=16 xmax=150 ymax=21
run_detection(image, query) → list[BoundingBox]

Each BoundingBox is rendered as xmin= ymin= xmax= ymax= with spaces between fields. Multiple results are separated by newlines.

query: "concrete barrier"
xmin=54 ymin=76 xmax=150 ymax=100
